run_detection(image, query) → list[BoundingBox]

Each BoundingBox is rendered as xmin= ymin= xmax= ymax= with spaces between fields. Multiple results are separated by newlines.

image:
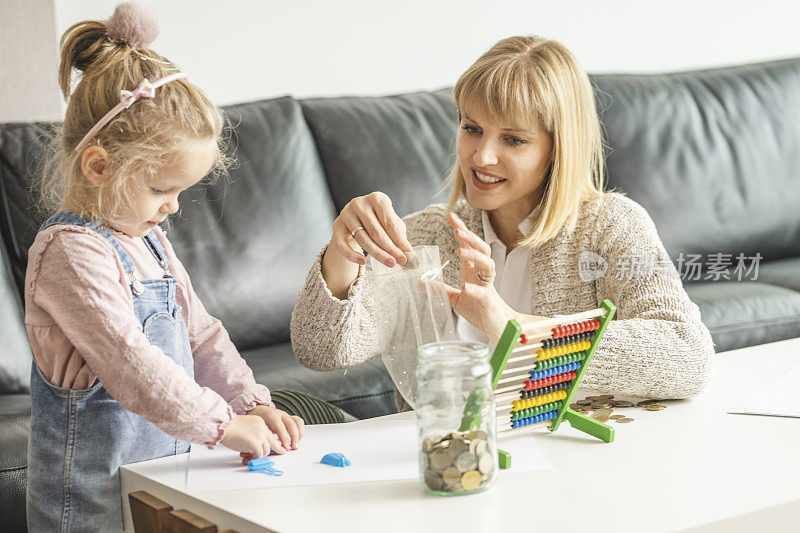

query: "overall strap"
xmin=39 ymin=210 xmax=137 ymax=275
xmin=142 ymin=230 xmax=169 ymax=270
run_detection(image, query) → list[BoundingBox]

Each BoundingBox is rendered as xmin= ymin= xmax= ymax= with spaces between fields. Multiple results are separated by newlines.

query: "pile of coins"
xmin=421 ymin=430 xmax=494 ymax=493
xmin=569 ymin=395 xmax=669 ymax=424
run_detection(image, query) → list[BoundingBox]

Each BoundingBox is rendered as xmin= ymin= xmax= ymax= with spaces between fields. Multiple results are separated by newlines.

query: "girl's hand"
xmin=329 ymin=192 xmax=414 ymax=268
xmin=245 ymin=404 xmax=305 ymax=453
xmin=440 ymin=212 xmax=517 ymax=344
xmin=220 ymin=414 xmax=275 ymax=460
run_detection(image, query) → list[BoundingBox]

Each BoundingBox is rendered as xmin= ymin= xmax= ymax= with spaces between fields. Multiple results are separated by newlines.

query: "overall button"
xmin=131 ymin=280 xmax=144 ymax=296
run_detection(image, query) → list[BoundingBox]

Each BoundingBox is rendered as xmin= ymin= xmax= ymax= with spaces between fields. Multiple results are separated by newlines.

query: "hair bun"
xmin=106 ymin=2 xmax=158 ymax=50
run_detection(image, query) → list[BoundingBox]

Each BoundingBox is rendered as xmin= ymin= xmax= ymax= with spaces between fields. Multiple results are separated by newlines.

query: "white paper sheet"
xmin=186 ymin=417 xmax=552 ymax=492
xmin=728 ymin=361 xmax=800 ymax=418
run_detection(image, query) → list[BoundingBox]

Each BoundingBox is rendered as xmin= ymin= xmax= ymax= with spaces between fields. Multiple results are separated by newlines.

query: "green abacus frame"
xmin=489 ymin=299 xmax=617 ymax=443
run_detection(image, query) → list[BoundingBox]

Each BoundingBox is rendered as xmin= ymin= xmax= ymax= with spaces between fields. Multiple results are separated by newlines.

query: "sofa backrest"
xmin=2 ymin=57 xmax=800 ymax=393
xmin=594 ymin=57 xmax=800 ymax=261
xmin=166 ymin=96 xmax=335 ymax=351
xmin=301 ymin=88 xmax=458 ymax=217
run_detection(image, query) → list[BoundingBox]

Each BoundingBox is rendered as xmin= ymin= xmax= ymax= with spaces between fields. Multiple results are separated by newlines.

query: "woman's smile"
xmin=472 ymin=167 xmax=507 ymax=190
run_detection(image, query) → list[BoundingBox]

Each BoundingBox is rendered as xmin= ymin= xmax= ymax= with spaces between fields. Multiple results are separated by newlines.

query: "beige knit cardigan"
xmin=290 ymin=193 xmax=715 ymax=405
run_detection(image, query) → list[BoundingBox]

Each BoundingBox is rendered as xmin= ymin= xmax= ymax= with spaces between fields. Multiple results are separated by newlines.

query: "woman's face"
xmin=457 ymin=103 xmax=552 ymax=220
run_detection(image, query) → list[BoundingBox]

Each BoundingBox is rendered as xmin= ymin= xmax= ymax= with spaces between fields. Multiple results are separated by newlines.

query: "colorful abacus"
xmin=489 ymin=300 xmax=617 ymax=442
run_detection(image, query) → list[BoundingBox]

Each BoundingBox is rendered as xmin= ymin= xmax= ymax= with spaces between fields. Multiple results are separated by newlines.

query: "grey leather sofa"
xmin=2 ymin=57 xmax=800 ymax=530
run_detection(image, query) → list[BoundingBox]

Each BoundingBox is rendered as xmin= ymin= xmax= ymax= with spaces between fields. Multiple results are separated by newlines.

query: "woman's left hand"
xmin=440 ymin=212 xmax=517 ymax=344
xmin=239 ymin=404 xmax=305 ymax=464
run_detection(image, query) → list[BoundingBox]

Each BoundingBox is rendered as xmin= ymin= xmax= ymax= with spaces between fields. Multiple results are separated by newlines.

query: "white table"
xmin=121 ymin=338 xmax=800 ymax=532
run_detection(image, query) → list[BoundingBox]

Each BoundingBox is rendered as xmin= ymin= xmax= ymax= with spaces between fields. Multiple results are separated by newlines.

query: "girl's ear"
xmin=80 ymin=146 xmax=110 ymax=184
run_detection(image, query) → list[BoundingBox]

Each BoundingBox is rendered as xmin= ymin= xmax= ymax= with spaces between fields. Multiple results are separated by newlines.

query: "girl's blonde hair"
xmin=446 ymin=35 xmax=606 ymax=247
xmin=41 ymin=15 xmax=228 ymax=227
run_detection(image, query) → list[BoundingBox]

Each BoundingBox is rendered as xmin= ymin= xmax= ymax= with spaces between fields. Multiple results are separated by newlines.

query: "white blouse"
xmin=455 ymin=210 xmax=535 ymax=345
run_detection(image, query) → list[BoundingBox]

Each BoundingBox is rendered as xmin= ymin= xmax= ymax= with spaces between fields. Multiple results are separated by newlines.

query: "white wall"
xmin=0 ymin=0 xmax=61 ymax=122
xmin=3 ymin=0 xmax=800 ymax=122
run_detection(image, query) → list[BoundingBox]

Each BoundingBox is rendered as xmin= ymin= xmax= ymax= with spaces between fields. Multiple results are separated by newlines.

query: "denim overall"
xmin=27 ymin=211 xmax=194 ymax=532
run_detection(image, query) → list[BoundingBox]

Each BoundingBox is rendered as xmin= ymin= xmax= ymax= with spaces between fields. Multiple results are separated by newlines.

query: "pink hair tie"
xmin=73 ymin=72 xmax=187 ymax=153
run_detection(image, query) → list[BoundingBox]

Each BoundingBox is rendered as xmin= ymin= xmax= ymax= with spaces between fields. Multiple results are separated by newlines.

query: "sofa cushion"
xmin=0 ymin=394 xmax=30 ymax=533
xmin=593 ymin=58 xmax=800 ymax=262
xmin=684 ymin=281 xmax=800 ymax=352
xmin=167 ymin=97 xmax=336 ymax=351
xmin=301 ymin=88 xmax=458 ymax=217
xmin=241 ymin=342 xmax=397 ymax=420
xmin=757 ymin=257 xmax=800 ymax=293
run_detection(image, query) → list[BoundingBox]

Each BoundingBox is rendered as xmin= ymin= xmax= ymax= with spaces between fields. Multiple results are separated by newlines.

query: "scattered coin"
xmin=616 ymin=417 xmax=634 ymax=423
xmin=610 ymin=414 xmax=625 ymax=420
xmin=645 ymin=404 xmax=666 ymax=411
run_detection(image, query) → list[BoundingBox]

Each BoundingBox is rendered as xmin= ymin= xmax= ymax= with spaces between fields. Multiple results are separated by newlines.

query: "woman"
xmin=291 ymin=35 xmax=714 ymax=410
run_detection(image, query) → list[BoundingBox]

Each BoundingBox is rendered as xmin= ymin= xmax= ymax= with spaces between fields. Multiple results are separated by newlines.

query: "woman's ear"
xmin=80 ymin=146 xmax=110 ymax=185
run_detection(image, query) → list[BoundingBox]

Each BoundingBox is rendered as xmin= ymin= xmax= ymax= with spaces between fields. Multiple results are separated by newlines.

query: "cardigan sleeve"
xmin=291 ymin=205 xmax=454 ymax=372
xmin=584 ymin=196 xmax=715 ymax=399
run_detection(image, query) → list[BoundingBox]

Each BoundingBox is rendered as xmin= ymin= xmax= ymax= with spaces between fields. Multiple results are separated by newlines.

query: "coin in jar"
xmin=442 ymin=466 xmax=461 ymax=486
xmin=455 ymin=452 xmax=479 ymax=473
xmin=422 ymin=437 xmax=433 ymax=452
xmin=424 ymin=470 xmax=443 ymax=491
xmin=430 ymin=448 xmax=453 ymax=471
xmin=448 ymin=438 xmax=468 ymax=456
xmin=466 ymin=430 xmax=488 ymax=441
xmin=478 ymin=452 xmax=493 ymax=474
xmin=461 ymin=470 xmax=482 ymax=491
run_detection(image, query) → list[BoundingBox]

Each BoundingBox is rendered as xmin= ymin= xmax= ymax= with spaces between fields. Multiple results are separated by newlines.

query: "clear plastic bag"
xmin=366 ymin=245 xmax=458 ymax=408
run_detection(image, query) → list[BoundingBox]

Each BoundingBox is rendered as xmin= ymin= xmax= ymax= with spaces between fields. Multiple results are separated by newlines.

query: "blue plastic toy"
xmin=320 ymin=452 xmax=351 ymax=467
xmin=247 ymin=456 xmax=284 ymax=476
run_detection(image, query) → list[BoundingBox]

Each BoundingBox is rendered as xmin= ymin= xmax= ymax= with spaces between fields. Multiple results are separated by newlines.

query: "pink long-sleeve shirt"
xmin=24 ymin=223 xmax=272 ymax=446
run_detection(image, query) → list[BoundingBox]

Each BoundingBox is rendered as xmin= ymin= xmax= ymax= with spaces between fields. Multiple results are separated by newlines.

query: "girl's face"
xmin=457 ymin=104 xmax=552 ymax=221
xmin=116 ymin=137 xmax=217 ymax=237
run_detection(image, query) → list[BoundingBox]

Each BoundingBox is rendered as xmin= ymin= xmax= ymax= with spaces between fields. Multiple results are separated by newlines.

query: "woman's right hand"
xmin=329 ymin=192 xmax=414 ymax=268
xmin=322 ymin=192 xmax=414 ymax=299
xmin=220 ymin=414 xmax=284 ymax=460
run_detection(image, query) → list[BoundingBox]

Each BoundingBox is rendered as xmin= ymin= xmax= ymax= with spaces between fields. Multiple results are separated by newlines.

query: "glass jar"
xmin=415 ymin=341 xmax=498 ymax=496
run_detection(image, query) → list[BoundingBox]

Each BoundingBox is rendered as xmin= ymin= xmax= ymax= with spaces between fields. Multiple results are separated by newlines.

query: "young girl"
xmin=25 ymin=4 xmax=303 ymax=530
xmin=291 ymin=35 xmax=715 ymax=410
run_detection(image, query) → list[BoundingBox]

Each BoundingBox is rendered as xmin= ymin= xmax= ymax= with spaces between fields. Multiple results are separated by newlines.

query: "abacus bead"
xmin=520 ymin=334 xmax=528 ymax=345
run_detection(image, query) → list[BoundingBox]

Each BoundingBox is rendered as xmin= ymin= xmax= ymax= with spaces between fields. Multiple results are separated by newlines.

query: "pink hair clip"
xmin=73 ymin=72 xmax=187 ymax=154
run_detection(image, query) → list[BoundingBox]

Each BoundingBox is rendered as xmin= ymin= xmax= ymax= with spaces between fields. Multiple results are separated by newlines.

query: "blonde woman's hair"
xmin=41 ymin=16 xmax=229 ymax=227
xmin=445 ymin=35 xmax=606 ymax=247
